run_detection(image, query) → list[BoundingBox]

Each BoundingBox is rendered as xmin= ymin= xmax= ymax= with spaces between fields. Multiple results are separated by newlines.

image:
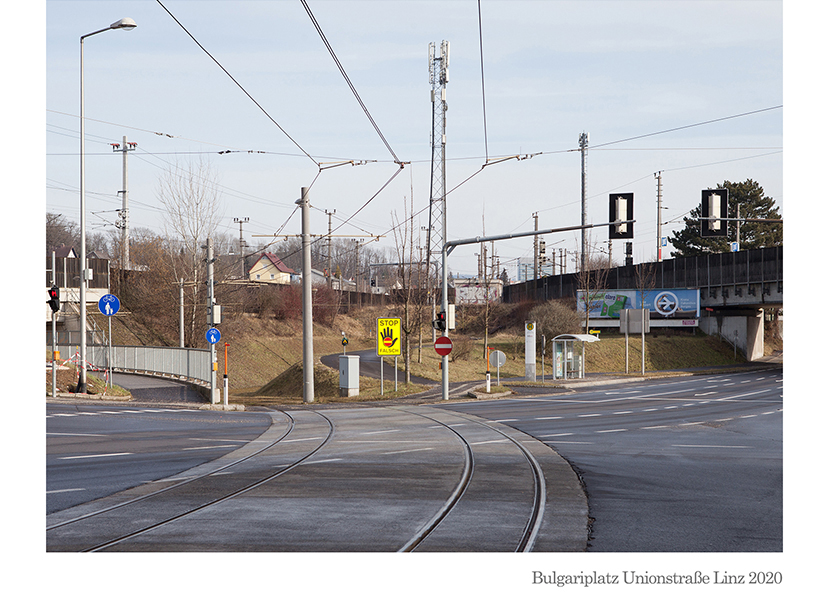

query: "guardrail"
xmin=55 ymin=344 xmax=212 ymax=386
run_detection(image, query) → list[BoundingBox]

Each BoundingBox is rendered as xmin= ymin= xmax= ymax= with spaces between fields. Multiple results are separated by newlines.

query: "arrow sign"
xmin=206 ymin=327 xmax=221 ymax=344
xmin=98 ymin=294 xmax=120 ymax=316
xmin=434 ymin=336 xmax=453 ymax=356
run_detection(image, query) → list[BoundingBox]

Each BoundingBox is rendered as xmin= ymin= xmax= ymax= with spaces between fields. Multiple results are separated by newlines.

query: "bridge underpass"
xmin=503 ymin=246 xmax=782 ymax=361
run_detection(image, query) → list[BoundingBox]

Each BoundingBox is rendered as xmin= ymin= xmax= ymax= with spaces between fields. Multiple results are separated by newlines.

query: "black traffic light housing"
xmin=609 ymin=193 xmax=634 ymax=239
xmin=701 ymin=189 xmax=728 ymax=237
xmin=48 ymin=285 xmax=60 ymax=313
xmin=433 ymin=311 xmax=447 ymax=331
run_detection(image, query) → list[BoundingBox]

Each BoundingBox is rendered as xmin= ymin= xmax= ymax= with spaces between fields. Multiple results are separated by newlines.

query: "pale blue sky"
xmin=42 ymin=0 xmax=784 ymax=277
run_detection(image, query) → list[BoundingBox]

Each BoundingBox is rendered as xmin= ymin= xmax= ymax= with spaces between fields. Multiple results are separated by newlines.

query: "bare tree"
xmin=157 ymin=158 xmax=224 ymax=345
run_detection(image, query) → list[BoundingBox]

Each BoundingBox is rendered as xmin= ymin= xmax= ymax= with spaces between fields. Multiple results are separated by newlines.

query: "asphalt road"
xmin=440 ymin=367 xmax=783 ymax=552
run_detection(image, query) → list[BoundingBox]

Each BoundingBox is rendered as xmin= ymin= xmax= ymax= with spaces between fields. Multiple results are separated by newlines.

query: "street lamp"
xmin=78 ymin=18 xmax=137 ymax=393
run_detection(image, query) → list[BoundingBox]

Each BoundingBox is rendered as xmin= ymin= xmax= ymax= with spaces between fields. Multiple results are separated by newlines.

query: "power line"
xmin=156 ymin=0 xmax=318 ymax=165
xmin=300 ymin=0 xmax=402 ymax=166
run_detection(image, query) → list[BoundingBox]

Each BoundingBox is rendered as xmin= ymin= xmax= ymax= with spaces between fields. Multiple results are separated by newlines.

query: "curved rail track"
xmin=47 ymin=405 xmax=576 ymax=552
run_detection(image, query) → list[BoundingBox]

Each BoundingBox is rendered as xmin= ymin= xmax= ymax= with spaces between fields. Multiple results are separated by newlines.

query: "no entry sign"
xmin=434 ymin=336 xmax=453 ymax=356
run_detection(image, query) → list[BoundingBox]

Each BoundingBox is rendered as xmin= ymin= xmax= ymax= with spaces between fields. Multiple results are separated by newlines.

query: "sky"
xmin=41 ymin=0 xmax=785 ymax=280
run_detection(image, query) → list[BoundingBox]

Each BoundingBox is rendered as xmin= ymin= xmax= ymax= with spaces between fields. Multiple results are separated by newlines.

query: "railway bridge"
xmin=504 ymin=246 xmax=783 ymax=361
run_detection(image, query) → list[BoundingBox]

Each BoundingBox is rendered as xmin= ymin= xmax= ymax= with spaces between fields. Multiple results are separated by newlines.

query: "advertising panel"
xmin=577 ymin=289 xmax=700 ymax=319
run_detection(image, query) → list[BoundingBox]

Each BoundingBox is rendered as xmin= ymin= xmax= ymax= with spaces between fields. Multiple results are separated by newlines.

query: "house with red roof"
xmin=248 ymin=252 xmax=294 ymax=284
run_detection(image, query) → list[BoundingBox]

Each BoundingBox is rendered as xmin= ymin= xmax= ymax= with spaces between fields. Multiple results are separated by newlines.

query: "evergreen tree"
xmin=670 ymin=179 xmax=782 ymax=257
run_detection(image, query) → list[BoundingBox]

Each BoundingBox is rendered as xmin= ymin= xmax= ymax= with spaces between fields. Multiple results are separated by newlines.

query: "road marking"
xmin=362 ymin=429 xmax=401 ymax=435
xmin=282 ymin=437 xmax=325 ymax=443
xmin=720 ymin=389 xmax=773 ymax=400
xmin=679 ymin=422 xmax=703 ymax=426
xmin=535 ymin=416 xmax=563 ymax=420
xmin=664 ymin=406 xmax=678 ymax=410
xmin=596 ymin=429 xmax=627 ymax=434
xmin=492 ymin=419 xmax=518 ymax=423
xmin=47 ymin=432 xmax=106 ymax=437
xmin=642 ymin=425 xmax=669 ymax=429
xmin=383 ymin=447 xmax=434 ymax=455
xmin=542 ymin=433 xmax=574 ymax=437
xmin=304 ymin=458 xmax=343 ymax=465
xmin=739 ymin=414 xmax=758 ymax=419
xmin=716 ymin=418 xmax=734 ymax=422
xmin=673 ymin=444 xmax=752 ymax=449
xmin=547 ymin=441 xmax=594 ymax=445
xmin=50 ymin=413 xmax=78 ymax=417
xmin=694 ymin=392 xmax=717 ymax=396
xmin=471 ymin=439 xmax=508 ymax=445
xmin=182 ymin=445 xmax=240 ymax=451
xmin=47 ymin=488 xmax=86 ymax=494
xmin=577 ymin=413 xmax=602 ymax=418
xmin=58 ymin=452 xmax=132 ymax=460
xmin=612 ymin=411 xmax=633 ymax=415
xmin=642 ymin=408 xmax=658 ymax=412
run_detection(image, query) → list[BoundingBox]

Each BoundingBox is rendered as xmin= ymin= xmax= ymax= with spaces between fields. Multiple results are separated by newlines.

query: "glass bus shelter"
xmin=552 ymin=334 xmax=600 ymax=380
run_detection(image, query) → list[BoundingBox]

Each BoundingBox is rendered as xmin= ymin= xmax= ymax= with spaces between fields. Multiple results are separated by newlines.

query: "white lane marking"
xmin=613 ymin=411 xmax=633 ymax=415
xmin=47 ymin=488 xmax=86 ymax=494
xmin=535 ymin=416 xmax=563 ymax=420
xmin=740 ymin=414 xmax=758 ymax=419
xmin=47 ymin=432 xmax=106 ymax=437
xmin=58 ymin=452 xmax=132 ymax=460
xmin=492 ymin=419 xmax=518 ymax=423
xmin=282 ymin=437 xmax=325 ymax=443
xmin=679 ymin=422 xmax=703 ymax=426
xmin=716 ymin=418 xmax=734 ymax=422
xmin=577 ymin=413 xmax=602 ymax=418
xmin=664 ymin=406 xmax=678 ymax=410
xmin=596 ymin=429 xmax=627 ymax=434
xmin=642 ymin=408 xmax=658 ymax=412
xmin=50 ymin=413 xmax=78 ymax=417
xmin=362 ymin=429 xmax=400 ymax=435
xmin=673 ymin=444 xmax=752 ymax=449
xmin=542 ymin=433 xmax=574 ymax=437
xmin=720 ymin=389 xmax=773 ymax=400
xmin=547 ymin=441 xmax=594 ymax=445
xmin=694 ymin=392 xmax=717 ymax=396
xmin=642 ymin=425 xmax=669 ymax=429
xmin=182 ymin=445 xmax=240 ymax=451
xmin=471 ymin=439 xmax=508 ymax=445
xmin=304 ymin=458 xmax=343 ymax=465
xmin=383 ymin=448 xmax=435 ymax=455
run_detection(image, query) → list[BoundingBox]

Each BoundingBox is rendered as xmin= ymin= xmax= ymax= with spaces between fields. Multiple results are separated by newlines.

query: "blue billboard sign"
xmin=577 ymin=289 xmax=700 ymax=319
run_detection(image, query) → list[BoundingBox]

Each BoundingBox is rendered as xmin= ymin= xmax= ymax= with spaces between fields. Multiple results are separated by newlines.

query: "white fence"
xmin=56 ymin=344 xmax=212 ymax=386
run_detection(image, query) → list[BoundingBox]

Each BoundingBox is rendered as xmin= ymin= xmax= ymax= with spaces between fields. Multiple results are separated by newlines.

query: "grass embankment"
xmin=57 ymin=305 xmax=773 ymax=404
xmin=46 ymin=363 xmax=131 ymax=398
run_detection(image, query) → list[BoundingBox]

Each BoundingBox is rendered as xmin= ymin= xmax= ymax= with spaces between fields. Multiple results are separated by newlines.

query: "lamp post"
xmin=78 ymin=18 xmax=137 ymax=393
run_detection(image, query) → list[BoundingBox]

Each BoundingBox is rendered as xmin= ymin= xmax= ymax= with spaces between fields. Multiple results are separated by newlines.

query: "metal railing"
xmin=55 ymin=344 xmax=212 ymax=386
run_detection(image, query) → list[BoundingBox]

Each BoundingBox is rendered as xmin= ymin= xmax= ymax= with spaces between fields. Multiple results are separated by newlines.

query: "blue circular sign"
xmin=206 ymin=327 xmax=221 ymax=344
xmin=98 ymin=294 xmax=120 ymax=316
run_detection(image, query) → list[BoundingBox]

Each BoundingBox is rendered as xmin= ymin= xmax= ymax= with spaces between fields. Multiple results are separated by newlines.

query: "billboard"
xmin=577 ymin=289 xmax=700 ymax=319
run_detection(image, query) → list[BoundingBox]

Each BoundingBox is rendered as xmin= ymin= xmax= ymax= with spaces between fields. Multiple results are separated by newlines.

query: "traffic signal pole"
xmin=439 ymin=218 xmax=635 ymax=401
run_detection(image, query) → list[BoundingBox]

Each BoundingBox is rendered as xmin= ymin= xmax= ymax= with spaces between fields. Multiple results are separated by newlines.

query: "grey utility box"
xmin=339 ymin=355 xmax=360 ymax=397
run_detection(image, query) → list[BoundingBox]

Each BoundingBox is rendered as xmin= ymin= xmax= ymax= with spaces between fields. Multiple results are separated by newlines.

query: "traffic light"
xmin=609 ymin=193 xmax=634 ymax=239
xmin=701 ymin=189 xmax=728 ymax=237
xmin=47 ymin=285 xmax=60 ymax=313
xmin=433 ymin=311 xmax=447 ymax=331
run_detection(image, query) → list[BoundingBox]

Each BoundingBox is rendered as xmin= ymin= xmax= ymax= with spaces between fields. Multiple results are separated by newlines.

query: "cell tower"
xmin=427 ymin=40 xmax=449 ymax=294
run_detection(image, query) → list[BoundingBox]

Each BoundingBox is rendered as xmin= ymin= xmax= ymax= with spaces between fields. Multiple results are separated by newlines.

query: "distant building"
xmin=454 ymin=278 xmax=503 ymax=305
xmin=248 ymin=252 xmax=294 ymax=284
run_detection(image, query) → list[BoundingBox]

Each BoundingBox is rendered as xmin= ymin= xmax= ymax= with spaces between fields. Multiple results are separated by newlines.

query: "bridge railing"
xmin=54 ymin=344 xmax=211 ymax=386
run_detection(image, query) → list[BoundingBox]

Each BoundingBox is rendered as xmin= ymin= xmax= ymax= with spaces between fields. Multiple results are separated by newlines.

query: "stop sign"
xmin=434 ymin=336 xmax=453 ymax=356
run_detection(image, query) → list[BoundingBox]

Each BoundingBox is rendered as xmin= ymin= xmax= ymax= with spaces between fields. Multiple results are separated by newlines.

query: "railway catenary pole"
xmin=113 ymin=136 xmax=136 ymax=271
xmin=299 ymin=187 xmax=315 ymax=403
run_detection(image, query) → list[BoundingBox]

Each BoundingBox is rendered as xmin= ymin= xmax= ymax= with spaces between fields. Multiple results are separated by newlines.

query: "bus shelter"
xmin=552 ymin=334 xmax=600 ymax=380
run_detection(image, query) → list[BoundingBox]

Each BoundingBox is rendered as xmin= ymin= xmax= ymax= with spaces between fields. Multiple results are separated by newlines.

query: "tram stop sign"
xmin=434 ymin=336 xmax=453 ymax=357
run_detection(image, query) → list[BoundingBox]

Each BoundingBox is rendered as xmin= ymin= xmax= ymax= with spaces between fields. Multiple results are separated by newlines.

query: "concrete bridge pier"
xmin=700 ymin=308 xmax=765 ymax=361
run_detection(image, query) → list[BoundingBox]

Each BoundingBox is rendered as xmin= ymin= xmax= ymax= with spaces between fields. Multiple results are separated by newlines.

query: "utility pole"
xmin=112 ymin=137 xmax=136 ymax=271
xmin=179 ymin=278 xmax=185 ymax=348
xmin=299 ymin=187 xmax=314 ymax=403
xmin=579 ymin=132 xmax=589 ymax=273
xmin=326 ymin=209 xmax=335 ymax=288
xmin=533 ymin=212 xmax=539 ymax=282
xmin=655 ymin=171 xmax=663 ymax=262
xmin=233 ymin=217 xmax=249 ymax=278
xmin=206 ymin=237 xmax=217 ymax=403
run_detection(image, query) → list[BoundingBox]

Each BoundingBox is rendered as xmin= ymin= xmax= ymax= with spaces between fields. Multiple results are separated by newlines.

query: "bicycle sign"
xmin=376 ymin=317 xmax=401 ymax=357
xmin=206 ymin=327 xmax=221 ymax=345
xmin=98 ymin=294 xmax=120 ymax=316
